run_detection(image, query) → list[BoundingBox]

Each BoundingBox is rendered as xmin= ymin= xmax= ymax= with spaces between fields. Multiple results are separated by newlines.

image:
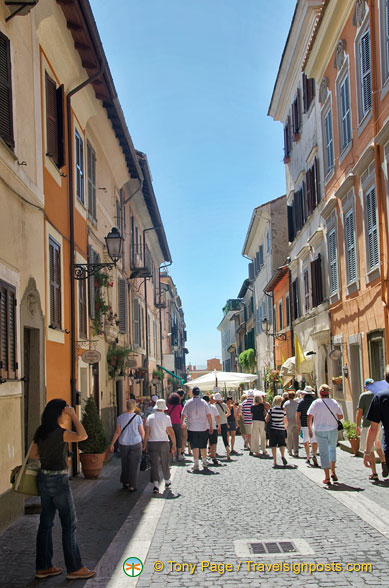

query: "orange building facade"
xmin=306 ymin=0 xmax=389 ymax=416
xmin=264 ymin=266 xmax=293 ymax=370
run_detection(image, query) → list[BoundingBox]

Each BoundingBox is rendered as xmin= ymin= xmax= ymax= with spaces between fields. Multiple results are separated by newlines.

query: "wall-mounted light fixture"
xmin=261 ymin=317 xmax=286 ymax=341
xmin=342 ymin=364 xmax=349 ymax=378
xmin=74 ymin=227 xmax=123 ymax=280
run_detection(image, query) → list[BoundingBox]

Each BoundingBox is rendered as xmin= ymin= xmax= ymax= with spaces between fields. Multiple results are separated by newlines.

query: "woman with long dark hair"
xmin=167 ymin=392 xmax=183 ymax=461
xmin=29 ymin=399 xmax=96 ymax=580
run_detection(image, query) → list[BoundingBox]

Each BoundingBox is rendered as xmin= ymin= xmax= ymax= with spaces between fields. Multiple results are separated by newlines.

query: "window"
xmin=285 ymin=293 xmax=290 ymax=327
xmin=358 ymin=30 xmax=372 ymax=120
xmin=78 ymin=279 xmax=87 ymax=339
xmin=283 ymin=116 xmax=291 ymax=161
xmin=303 ymin=73 xmax=315 ymax=112
xmin=323 ymin=106 xmax=334 ymax=176
xmin=279 ymin=299 xmax=283 ymax=331
xmin=0 ymin=280 xmax=17 ymax=379
xmin=118 ymin=278 xmax=127 ymax=334
xmin=87 ymin=142 xmax=96 ymax=221
xmin=132 ymin=296 xmax=141 ymax=346
xmin=345 ymin=209 xmax=357 ymax=284
xmin=328 ymin=228 xmax=338 ymax=294
xmin=49 ymin=237 xmax=61 ymax=328
xmin=382 ymin=0 xmax=389 ymax=82
xmin=0 ymin=32 xmax=14 ymax=149
xmin=306 ymin=158 xmax=320 ymax=216
xmin=365 ymin=187 xmax=379 ymax=270
xmin=311 ymin=254 xmax=324 ymax=307
xmin=303 ymin=269 xmax=310 ymax=312
xmin=292 ymin=279 xmax=300 ymax=320
xmin=45 ymin=73 xmax=64 ymax=168
xmin=338 ymin=73 xmax=352 ymax=151
xmin=292 ymin=89 xmax=302 ymax=138
xmin=75 ymin=131 xmax=84 ymax=204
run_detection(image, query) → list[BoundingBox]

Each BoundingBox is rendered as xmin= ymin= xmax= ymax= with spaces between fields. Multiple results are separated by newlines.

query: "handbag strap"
xmin=119 ymin=413 xmax=137 ymax=438
xmin=322 ymin=399 xmax=340 ymax=424
xmin=15 ymin=441 xmax=35 ymax=491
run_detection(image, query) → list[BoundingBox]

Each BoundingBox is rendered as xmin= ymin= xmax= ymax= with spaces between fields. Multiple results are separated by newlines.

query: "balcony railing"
xmin=154 ymin=289 xmax=166 ymax=308
xmin=130 ymin=246 xmax=152 ymax=279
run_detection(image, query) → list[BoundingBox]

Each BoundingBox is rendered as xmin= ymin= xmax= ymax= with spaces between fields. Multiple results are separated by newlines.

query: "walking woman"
xmin=30 ymin=399 xmax=96 ymax=580
xmin=226 ymin=396 xmax=238 ymax=455
xmin=214 ymin=393 xmax=231 ymax=460
xmin=265 ymin=395 xmax=288 ymax=467
xmin=110 ymin=399 xmax=144 ymax=492
xmin=167 ymin=392 xmax=184 ymax=461
xmin=307 ymin=384 xmax=343 ymax=485
xmin=144 ymin=399 xmax=176 ymax=494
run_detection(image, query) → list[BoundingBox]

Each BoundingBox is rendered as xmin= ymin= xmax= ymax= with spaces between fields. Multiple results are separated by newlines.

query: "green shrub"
xmin=78 ymin=396 xmax=107 ymax=454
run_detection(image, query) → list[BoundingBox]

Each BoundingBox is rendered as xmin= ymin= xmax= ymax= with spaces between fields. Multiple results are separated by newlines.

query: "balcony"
xmin=130 ymin=246 xmax=152 ymax=279
xmin=154 ymin=289 xmax=166 ymax=308
xmin=223 ymin=299 xmax=241 ymax=315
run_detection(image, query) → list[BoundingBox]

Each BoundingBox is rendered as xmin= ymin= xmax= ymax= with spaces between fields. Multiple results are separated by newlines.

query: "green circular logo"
xmin=123 ymin=556 xmax=144 ymax=577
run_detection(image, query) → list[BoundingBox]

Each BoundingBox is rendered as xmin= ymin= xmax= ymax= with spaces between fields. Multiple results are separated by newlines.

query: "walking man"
xmin=356 ymin=378 xmax=387 ymax=479
xmin=296 ymin=386 xmax=319 ymax=467
xmin=181 ymin=387 xmax=213 ymax=471
xmin=213 ymin=393 xmax=231 ymax=460
xmin=203 ymin=395 xmax=221 ymax=464
xmin=283 ymin=389 xmax=299 ymax=457
xmin=241 ymin=390 xmax=254 ymax=453
xmin=363 ymin=366 xmax=389 ymax=477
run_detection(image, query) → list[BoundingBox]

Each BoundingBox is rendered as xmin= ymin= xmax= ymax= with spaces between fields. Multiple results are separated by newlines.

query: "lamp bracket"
xmin=74 ymin=262 xmax=115 ymax=280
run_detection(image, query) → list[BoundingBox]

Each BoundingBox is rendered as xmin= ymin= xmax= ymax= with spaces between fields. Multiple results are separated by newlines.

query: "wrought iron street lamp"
xmin=74 ymin=227 xmax=123 ymax=280
xmin=261 ymin=317 xmax=287 ymax=341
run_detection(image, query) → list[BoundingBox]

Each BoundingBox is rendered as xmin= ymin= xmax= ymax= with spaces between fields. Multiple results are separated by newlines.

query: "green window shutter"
xmin=118 ymin=278 xmax=127 ymax=334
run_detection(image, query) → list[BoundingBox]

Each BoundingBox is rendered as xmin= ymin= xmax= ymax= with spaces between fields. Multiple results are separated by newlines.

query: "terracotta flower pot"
xmin=349 ymin=438 xmax=360 ymax=456
xmin=80 ymin=452 xmax=105 ymax=479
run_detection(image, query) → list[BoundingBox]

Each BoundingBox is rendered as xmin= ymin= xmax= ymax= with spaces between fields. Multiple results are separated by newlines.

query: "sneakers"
xmin=66 ymin=567 xmax=96 ymax=580
xmin=212 ymin=458 xmax=219 ymax=465
xmin=36 ymin=567 xmax=62 ymax=579
xmin=152 ymin=486 xmax=159 ymax=494
xmin=312 ymin=456 xmax=319 ymax=468
xmin=178 ymin=454 xmax=185 ymax=461
xmin=192 ymin=464 xmax=200 ymax=472
xmin=165 ymin=480 xmax=171 ymax=488
xmin=382 ymin=462 xmax=389 ymax=478
xmin=202 ymin=460 xmax=210 ymax=469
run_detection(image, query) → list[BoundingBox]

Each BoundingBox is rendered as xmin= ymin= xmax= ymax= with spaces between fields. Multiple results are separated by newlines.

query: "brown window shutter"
xmin=56 ymin=84 xmax=65 ymax=168
xmin=314 ymin=157 xmax=320 ymax=204
xmin=0 ymin=285 xmax=8 ymax=378
xmin=0 ymin=281 xmax=17 ymax=379
xmin=311 ymin=259 xmax=317 ymax=307
xmin=303 ymin=73 xmax=308 ymax=112
xmin=79 ymin=279 xmax=87 ymax=339
xmin=0 ymin=32 xmax=14 ymax=149
xmin=46 ymin=73 xmax=58 ymax=163
xmin=49 ymin=237 xmax=61 ymax=328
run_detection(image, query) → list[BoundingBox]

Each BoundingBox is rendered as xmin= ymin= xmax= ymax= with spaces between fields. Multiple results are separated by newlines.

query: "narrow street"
xmin=1 ymin=439 xmax=388 ymax=588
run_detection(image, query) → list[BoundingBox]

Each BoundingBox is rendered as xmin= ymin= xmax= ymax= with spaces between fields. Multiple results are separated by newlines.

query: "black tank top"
xmin=35 ymin=426 xmax=68 ymax=470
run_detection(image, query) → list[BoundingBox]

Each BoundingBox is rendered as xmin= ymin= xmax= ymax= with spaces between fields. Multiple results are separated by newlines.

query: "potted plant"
xmin=343 ymin=420 xmax=360 ymax=456
xmin=107 ymin=344 xmax=132 ymax=379
xmin=78 ymin=396 xmax=107 ymax=478
xmin=332 ymin=376 xmax=343 ymax=386
xmin=152 ymin=369 xmax=164 ymax=384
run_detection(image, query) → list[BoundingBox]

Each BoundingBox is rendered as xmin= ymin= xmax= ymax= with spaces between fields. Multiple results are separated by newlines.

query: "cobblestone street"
xmin=1 ymin=438 xmax=389 ymax=587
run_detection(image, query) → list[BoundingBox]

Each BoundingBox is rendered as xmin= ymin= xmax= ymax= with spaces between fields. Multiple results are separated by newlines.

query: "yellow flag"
xmin=295 ymin=334 xmax=305 ymax=374
xmin=281 ymin=352 xmax=286 ymax=365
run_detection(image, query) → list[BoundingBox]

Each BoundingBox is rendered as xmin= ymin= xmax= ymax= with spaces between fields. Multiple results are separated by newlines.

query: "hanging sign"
xmin=126 ymin=359 xmax=138 ymax=368
xmin=81 ymin=350 xmax=101 ymax=364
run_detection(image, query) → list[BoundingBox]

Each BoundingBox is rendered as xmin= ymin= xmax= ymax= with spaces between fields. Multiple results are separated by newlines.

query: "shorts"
xmin=188 ymin=430 xmax=209 ymax=449
xmin=208 ymin=430 xmax=218 ymax=445
xmin=227 ymin=420 xmax=236 ymax=432
xmin=360 ymin=425 xmax=382 ymax=452
xmin=238 ymin=417 xmax=246 ymax=435
xmin=302 ymin=426 xmax=317 ymax=444
xmin=269 ymin=429 xmax=286 ymax=448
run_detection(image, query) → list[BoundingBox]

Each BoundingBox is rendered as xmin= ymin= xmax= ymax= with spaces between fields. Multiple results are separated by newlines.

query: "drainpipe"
xmin=68 ymin=64 xmax=105 ymax=476
xmin=369 ymin=0 xmax=389 ymax=362
xmin=158 ymin=262 xmax=172 ymax=396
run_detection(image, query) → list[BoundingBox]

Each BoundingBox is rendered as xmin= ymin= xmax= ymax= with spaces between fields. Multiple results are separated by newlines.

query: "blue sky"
xmin=90 ymin=0 xmax=296 ymax=366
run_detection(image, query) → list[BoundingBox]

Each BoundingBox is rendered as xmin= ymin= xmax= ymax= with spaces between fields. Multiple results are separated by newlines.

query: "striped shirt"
xmin=269 ymin=406 xmax=286 ymax=430
xmin=241 ymin=397 xmax=254 ymax=424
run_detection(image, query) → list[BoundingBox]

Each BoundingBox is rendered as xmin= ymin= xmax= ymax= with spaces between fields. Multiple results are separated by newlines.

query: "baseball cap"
xmin=364 ymin=378 xmax=374 ymax=387
xmin=151 ymin=395 xmax=159 ymax=402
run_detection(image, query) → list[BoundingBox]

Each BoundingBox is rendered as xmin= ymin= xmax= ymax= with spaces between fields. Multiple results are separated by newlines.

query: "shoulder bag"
xmin=322 ymin=399 xmax=343 ymax=431
xmin=10 ymin=442 xmax=40 ymax=496
xmin=119 ymin=414 xmax=137 ymax=441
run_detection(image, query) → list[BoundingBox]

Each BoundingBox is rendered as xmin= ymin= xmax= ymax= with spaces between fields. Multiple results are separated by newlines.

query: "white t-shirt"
xmin=146 ymin=411 xmax=172 ymax=442
xmin=208 ymin=404 xmax=219 ymax=429
xmin=307 ymin=398 xmax=342 ymax=431
xmin=182 ymin=397 xmax=211 ymax=431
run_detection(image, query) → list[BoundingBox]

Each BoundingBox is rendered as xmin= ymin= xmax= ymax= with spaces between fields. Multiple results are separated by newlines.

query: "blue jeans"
xmin=36 ymin=473 xmax=82 ymax=573
xmin=315 ymin=428 xmax=338 ymax=469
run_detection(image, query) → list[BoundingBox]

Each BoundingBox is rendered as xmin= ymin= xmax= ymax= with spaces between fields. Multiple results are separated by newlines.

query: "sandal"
xmin=331 ymin=473 xmax=338 ymax=482
xmin=323 ymin=478 xmax=331 ymax=485
xmin=369 ymin=473 xmax=379 ymax=481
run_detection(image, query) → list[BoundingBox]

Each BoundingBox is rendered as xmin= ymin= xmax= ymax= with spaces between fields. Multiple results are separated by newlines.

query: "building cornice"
xmin=305 ymin=0 xmax=354 ymax=81
xmin=334 ymin=173 xmax=356 ymax=200
xmin=352 ymin=143 xmax=374 ymax=176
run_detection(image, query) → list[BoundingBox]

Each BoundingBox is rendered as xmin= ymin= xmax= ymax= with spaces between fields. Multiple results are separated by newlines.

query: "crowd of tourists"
xmin=26 ymin=366 xmax=389 ymax=581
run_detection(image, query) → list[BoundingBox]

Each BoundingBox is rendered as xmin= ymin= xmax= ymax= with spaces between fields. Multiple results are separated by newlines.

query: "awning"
xmin=157 ymin=365 xmax=185 ymax=384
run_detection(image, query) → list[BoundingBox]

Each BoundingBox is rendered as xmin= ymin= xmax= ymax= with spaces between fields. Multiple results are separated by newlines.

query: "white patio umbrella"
xmin=185 ymin=370 xmax=257 ymax=390
xmin=280 ymin=354 xmax=315 ymax=385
